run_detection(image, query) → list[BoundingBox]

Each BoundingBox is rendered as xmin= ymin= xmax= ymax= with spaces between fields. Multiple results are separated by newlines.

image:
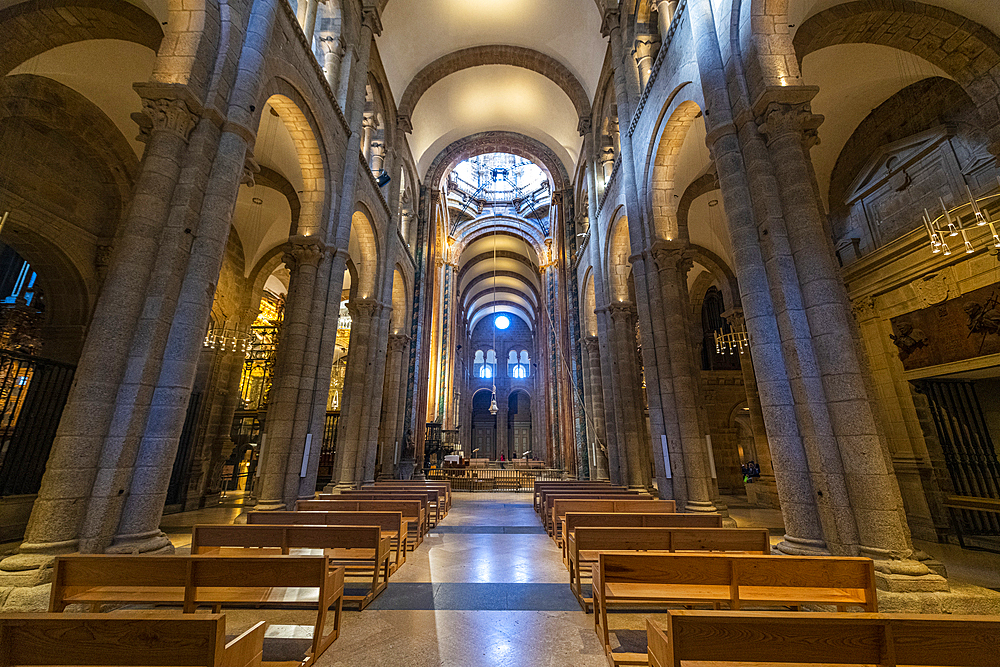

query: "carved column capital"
xmin=241 ymin=154 xmax=260 ymax=187
xmin=348 ymin=297 xmax=378 ymax=321
xmin=577 ymin=115 xmax=592 ymax=137
xmin=362 ymin=113 xmax=377 ymax=131
xmin=318 ymin=34 xmax=344 ymax=56
xmin=387 ymin=333 xmax=410 ymax=352
xmin=722 ymin=307 xmax=745 ymax=331
xmin=608 ymin=301 xmax=637 ymax=321
xmin=136 ymin=96 xmax=199 ymax=142
xmin=361 ymin=5 xmax=383 ymax=35
xmin=851 ymin=295 xmax=877 ymax=322
xmin=601 ymin=6 xmax=621 ymax=37
xmin=753 ymin=87 xmax=824 ymax=148
xmin=282 ymin=237 xmax=327 ymax=270
xmin=583 ymin=336 xmax=601 ymax=354
xmin=650 ymin=241 xmax=695 ymax=276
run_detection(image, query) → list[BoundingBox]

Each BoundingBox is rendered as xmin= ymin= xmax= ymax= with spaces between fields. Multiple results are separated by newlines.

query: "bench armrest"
xmin=223 ymin=621 xmax=266 ymax=667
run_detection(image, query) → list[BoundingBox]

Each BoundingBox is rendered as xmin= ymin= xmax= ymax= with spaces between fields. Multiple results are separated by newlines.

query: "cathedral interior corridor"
xmin=2 ymin=0 xmax=1000 ymax=662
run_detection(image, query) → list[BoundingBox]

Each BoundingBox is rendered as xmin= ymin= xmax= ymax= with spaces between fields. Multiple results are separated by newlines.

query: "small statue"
xmin=890 ymin=322 xmax=927 ymax=360
xmin=964 ymin=301 xmax=1000 ymax=336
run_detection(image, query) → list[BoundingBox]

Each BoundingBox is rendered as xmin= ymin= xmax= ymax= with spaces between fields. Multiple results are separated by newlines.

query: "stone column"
xmin=359 ymin=305 xmax=391 ymax=485
xmin=755 ymin=88 xmax=913 ymax=561
xmin=600 ymin=144 xmax=615 ymax=184
xmin=254 ymin=238 xmax=326 ymax=510
xmin=650 ymin=0 xmax=678 ymax=38
xmin=319 ymin=35 xmax=344 ymax=92
xmin=369 ymin=140 xmax=385 ymax=174
xmin=633 ymin=37 xmax=655 ymax=90
xmin=401 ymin=210 xmax=413 ymax=246
xmin=2 ymin=92 xmax=198 ymax=572
xmin=608 ymin=302 xmax=650 ymax=489
xmin=296 ymin=0 xmax=318 ymax=43
xmin=497 ymin=387 xmax=509 ymax=461
xmin=108 ymin=129 xmax=254 ymax=553
xmin=584 ymin=337 xmax=610 ymax=480
xmin=651 ymin=243 xmax=716 ymax=511
xmin=332 ymin=298 xmax=377 ymax=489
xmin=360 ymin=114 xmax=375 ymax=161
xmin=378 ymin=334 xmax=409 ymax=478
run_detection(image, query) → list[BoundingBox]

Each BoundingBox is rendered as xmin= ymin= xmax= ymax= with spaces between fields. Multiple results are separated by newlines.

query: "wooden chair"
xmin=560 ymin=511 xmax=722 ymax=561
xmin=646 ymin=611 xmax=1000 ymax=667
xmin=49 ymin=554 xmax=344 ymax=664
xmin=567 ymin=526 xmax=769 ymax=611
xmin=548 ymin=498 xmax=671 ymax=541
xmin=247 ymin=510 xmax=409 ymax=569
xmin=190 ymin=524 xmax=390 ymax=609
xmin=592 ymin=552 xmax=877 ymax=666
xmin=0 ymin=612 xmax=265 ymax=667
xmin=295 ymin=499 xmax=425 ymax=545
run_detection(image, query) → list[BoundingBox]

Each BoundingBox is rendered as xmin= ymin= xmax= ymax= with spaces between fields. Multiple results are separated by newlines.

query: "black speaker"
xmin=375 ymin=170 xmax=391 ymax=187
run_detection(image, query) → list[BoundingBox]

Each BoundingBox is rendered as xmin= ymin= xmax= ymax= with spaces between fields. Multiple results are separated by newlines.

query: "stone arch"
xmin=246 ymin=246 xmax=288 ymax=320
xmin=792 ymin=0 xmax=1000 ymax=154
xmin=390 ymin=267 xmax=408 ymax=334
xmin=607 ymin=213 xmax=632 ymax=303
xmin=349 ymin=206 xmax=379 ymax=300
xmin=0 ymin=0 xmax=163 ymax=76
xmin=648 ymin=99 xmax=703 ymax=241
xmin=397 ymin=46 xmax=591 ymax=133
xmin=424 ymin=131 xmax=569 ymax=192
xmin=260 ymin=85 xmax=327 ymax=237
xmin=254 ymin=166 xmax=301 ymax=235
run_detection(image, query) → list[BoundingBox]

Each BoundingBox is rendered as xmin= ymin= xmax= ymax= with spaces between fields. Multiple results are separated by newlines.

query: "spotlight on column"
xmin=375 ymin=170 xmax=391 ymax=187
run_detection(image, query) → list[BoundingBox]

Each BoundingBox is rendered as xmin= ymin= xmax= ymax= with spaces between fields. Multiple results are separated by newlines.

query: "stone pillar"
xmin=2 ymin=92 xmax=198 ymax=571
xmin=369 ymin=140 xmax=385 ymax=174
xmin=297 ymin=0 xmax=318 ymax=43
xmin=650 ymin=0 xmax=678 ymax=38
xmin=401 ymin=210 xmax=413 ymax=246
xmin=108 ymin=129 xmax=254 ymax=553
xmin=608 ymin=303 xmax=650 ymax=490
xmin=497 ymin=388 xmax=509 ymax=461
xmin=600 ymin=144 xmax=615 ymax=184
xmin=633 ymin=37 xmax=655 ymax=90
xmin=651 ymin=243 xmax=716 ymax=511
xmin=378 ymin=334 xmax=409 ymax=478
xmin=360 ymin=114 xmax=375 ymax=161
xmin=254 ymin=238 xmax=327 ymax=510
xmin=755 ymin=88 xmax=913 ymax=561
xmin=584 ymin=337 xmax=610 ymax=480
xmin=320 ymin=35 xmax=344 ymax=92
xmin=332 ymin=299 xmax=377 ymax=489
xmin=359 ymin=305 xmax=391 ymax=485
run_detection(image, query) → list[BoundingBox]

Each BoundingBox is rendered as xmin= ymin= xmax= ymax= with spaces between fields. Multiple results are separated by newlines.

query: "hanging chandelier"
xmin=203 ymin=323 xmax=251 ymax=353
xmin=923 ymin=179 xmax=1000 ymax=256
xmin=715 ymin=325 xmax=749 ymax=355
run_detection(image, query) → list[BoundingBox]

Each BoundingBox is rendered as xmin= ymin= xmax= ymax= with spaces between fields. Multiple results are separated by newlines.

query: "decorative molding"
xmin=626 ymin=0 xmax=687 ymax=138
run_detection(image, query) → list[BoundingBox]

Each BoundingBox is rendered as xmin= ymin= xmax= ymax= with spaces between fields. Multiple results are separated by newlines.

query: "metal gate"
xmin=919 ymin=379 xmax=1000 ymax=537
xmin=0 ymin=350 xmax=75 ymax=495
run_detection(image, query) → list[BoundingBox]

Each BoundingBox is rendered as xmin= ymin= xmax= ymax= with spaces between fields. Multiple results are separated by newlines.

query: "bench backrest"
xmin=564 ymin=512 xmax=722 ymax=534
xmin=362 ymin=486 xmax=445 ymax=504
xmin=648 ymin=612 xmax=1000 ymax=667
xmin=295 ymin=499 xmax=422 ymax=521
xmin=539 ymin=487 xmax=627 ymax=510
xmin=247 ymin=510 xmax=403 ymax=535
xmin=191 ymin=524 xmax=382 ymax=554
xmin=545 ymin=493 xmax=654 ymax=526
xmin=51 ymin=554 xmax=338 ymax=610
xmin=597 ymin=552 xmax=876 ymax=610
xmin=550 ymin=498 xmax=671 ymax=529
xmin=372 ymin=481 xmax=451 ymax=502
xmin=327 ymin=492 xmax=433 ymax=512
xmin=0 ymin=613 xmax=264 ymax=667
xmin=574 ymin=527 xmax=770 ymax=555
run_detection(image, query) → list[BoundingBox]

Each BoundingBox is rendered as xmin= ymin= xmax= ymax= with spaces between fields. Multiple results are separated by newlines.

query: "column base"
xmin=876 ymin=580 xmax=1000 ymax=614
xmin=105 ymin=530 xmax=176 ymax=555
xmin=774 ymin=534 xmax=830 ymax=556
xmin=685 ymin=500 xmax=719 ymax=513
xmin=254 ymin=500 xmax=287 ymax=511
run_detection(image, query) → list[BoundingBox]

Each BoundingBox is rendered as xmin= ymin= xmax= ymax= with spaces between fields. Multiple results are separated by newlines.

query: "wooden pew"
xmin=646 ymin=611 xmax=1000 ymax=667
xmin=543 ymin=493 xmax=655 ymax=536
xmin=0 ymin=613 xmax=265 ymax=667
xmin=536 ymin=485 xmax=623 ymax=515
xmin=247 ymin=510 xmax=410 ymax=569
xmin=323 ymin=491 xmax=441 ymax=528
xmin=295 ymin=499 xmax=426 ymax=545
xmin=372 ymin=481 xmax=452 ymax=510
xmin=190 ymin=524 xmax=390 ymax=610
xmin=592 ymin=552 xmax=877 ymax=666
xmin=567 ymin=526 xmax=768 ymax=611
xmin=533 ymin=481 xmax=613 ymax=511
xmin=50 ymin=554 xmax=344 ymax=664
xmin=560 ymin=511 xmax=721 ymax=562
xmin=548 ymin=497 xmax=667 ymax=540
xmin=362 ymin=485 xmax=450 ymax=514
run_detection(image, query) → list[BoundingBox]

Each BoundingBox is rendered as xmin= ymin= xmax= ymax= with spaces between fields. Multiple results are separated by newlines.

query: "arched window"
xmin=512 ymin=349 xmax=530 ymax=379
xmin=477 ymin=349 xmax=496 ymax=380
xmin=507 ymin=350 xmax=518 ymax=377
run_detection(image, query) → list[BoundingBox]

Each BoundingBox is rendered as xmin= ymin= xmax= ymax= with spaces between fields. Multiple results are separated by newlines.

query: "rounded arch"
xmin=349 ymin=207 xmax=379 ymax=300
xmin=646 ymin=96 xmax=704 ymax=242
xmin=424 ymin=130 xmax=570 ymax=191
xmin=607 ymin=213 xmax=632 ymax=303
xmin=259 ymin=85 xmax=327 ymax=236
xmin=792 ymin=0 xmax=1000 ymax=154
xmin=397 ymin=45 xmax=591 ymax=132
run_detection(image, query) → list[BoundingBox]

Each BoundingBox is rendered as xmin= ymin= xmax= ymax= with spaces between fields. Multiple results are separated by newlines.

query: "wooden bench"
xmin=944 ymin=495 xmax=1000 ymax=550
xmin=295 ymin=499 xmax=425 ymax=545
xmin=0 ymin=612 xmax=265 ymax=667
xmin=372 ymin=481 xmax=452 ymax=510
xmin=190 ymin=524 xmax=390 ymax=610
xmin=535 ymin=484 xmax=621 ymax=514
xmin=548 ymin=498 xmax=668 ymax=541
xmin=543 ymin=493 xmax=655 ymax=536
xmin=560 ymin=511 xmax=721 ymax=561
xmin=50 ymin=555 xmax=344 ymax=664
xmin=324 ymin=491 xmax=441 ymax=528
xmin=247 ymin=510 xmax=410 ymax=569
xmin=533 ymin=481 xmax=613 ymax=511
xmin=646 ymin=611 xmax=1000 ymax=667
xmin=567 ymin=526 xmax=768 ymax=611
xmin=362 ymin=485 xmax=449 ymax=514
xmin=592 ymin=552 xmax=877 ymax=666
